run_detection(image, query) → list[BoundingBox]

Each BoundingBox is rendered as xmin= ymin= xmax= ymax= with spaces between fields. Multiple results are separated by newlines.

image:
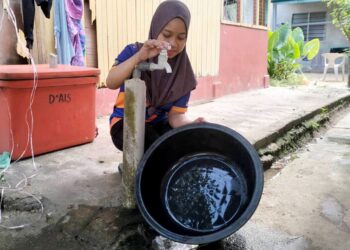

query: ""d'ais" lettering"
xmin=49 ymin=93 xmax=72 ymax=104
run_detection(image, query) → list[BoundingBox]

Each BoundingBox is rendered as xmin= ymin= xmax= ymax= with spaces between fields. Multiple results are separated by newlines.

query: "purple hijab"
xmin=140 ymin=0 xmax=197 ymax=109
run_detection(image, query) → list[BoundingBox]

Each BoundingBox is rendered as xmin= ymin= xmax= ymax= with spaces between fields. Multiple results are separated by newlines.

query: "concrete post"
xmin=122 ymin=79 xmax=146 ymax=208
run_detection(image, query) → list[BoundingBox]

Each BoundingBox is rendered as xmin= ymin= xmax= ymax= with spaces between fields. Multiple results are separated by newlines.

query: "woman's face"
xmin=157 ymin=18 xmax=187 ymax=59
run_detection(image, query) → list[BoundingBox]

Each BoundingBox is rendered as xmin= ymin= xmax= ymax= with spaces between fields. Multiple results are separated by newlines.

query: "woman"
xmin=106 ymin=0 xmax=205 ymax=151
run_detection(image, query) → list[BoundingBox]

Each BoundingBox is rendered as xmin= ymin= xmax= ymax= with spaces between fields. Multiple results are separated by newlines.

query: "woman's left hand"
xmin=169 ymin=112 xmax=206 ymax=128
xmin=193 ymin=117 xmax=206 ymax=124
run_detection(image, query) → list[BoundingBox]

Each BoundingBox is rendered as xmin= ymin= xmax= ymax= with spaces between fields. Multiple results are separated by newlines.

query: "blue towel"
xmin=54 ymin=0 xmax=75 ymax=65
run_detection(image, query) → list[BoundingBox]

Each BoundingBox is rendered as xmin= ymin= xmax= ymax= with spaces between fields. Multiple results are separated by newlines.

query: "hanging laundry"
xmin=65 ymin=0 xmax=86 ymax=66
xmin=54 ymin=0 xmax=75 ymax=65
xmin=22 ymin=0 xmax=53 ymax=49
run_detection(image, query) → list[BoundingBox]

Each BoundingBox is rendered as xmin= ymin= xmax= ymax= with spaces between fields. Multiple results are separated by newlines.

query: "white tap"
xmin=133 ymin=49 xmax=172 ymax=78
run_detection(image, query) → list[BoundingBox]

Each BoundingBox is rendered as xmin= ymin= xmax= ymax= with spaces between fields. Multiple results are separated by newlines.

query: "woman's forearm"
xmin=169 ymin=112 xmax=206 ymax=128
xmin=169 ymin=113 xmax=192 ymax=128
xmin=106 ymin=53 xmax=142 ymax=89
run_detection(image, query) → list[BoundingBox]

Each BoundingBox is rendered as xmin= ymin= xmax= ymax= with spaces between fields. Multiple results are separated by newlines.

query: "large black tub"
xmin=135 ymin=123 xmax=263 ymax=244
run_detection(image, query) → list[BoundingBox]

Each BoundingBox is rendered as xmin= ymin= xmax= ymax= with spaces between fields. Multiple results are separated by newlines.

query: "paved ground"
xmin=0 ymin=74 xmax=349 ymax=249
xmin=229 ymin=107 xmax=350 ymax=250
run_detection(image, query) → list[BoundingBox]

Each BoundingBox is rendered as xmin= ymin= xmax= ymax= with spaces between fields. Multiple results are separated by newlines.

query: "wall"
xmin=191 ymin=24 xmax=268 ymax=102
xmin=84 ymin=0 xmax=98 ymax=68
xmin=96 ymin=24 xmax=268 ymax=117
xmin=274 ymin=2 xmax=349 ymax=71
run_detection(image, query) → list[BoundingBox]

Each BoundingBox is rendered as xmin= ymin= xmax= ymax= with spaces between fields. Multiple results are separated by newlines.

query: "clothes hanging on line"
xmin=22 ymin=0 xmax=53 ymax=49
xmin=64 ymin=0 xmax=85 ymax=66
xmin=54 ymin=0 xmax=75 ymax=65
xmin=54 ymin=0 xmax=86 ymax=66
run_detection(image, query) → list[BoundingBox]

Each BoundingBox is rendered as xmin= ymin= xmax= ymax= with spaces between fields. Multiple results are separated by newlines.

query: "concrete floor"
xmin=0 ymin=74 xmax=349 ymax=249
xmin=235 ymin=108 xmax=350 ymax=250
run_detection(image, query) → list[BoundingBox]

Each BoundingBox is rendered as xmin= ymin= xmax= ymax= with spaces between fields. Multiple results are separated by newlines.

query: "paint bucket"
xmin=135 ymin=123 xmax=263 ymax=244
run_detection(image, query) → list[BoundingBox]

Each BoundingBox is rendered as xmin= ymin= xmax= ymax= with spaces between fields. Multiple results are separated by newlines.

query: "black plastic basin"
xmin=135 ymin=123 xmax=263 ymax=244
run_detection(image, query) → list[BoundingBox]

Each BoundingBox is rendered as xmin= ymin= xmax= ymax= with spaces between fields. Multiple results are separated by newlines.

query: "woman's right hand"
xmin=106 ymin=40 xmax=170 ymax=90
xmin=136 ymin=40 xmax=170 ymax=62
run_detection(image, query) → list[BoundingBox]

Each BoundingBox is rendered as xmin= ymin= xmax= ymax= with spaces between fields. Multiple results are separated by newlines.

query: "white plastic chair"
xmin=321 ymin=53 xmax=346 ymax=81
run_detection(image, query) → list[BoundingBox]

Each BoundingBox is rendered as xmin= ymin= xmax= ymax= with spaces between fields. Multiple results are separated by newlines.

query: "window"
xmin=258 ymin=0 xmax=266 ymax=26
xmin=292 ymin=12 xmax=326 ymax=41
xmin=223 ymin=0 xmax=267 ymax=27
xmin=241 ymin=0 xmax=254 ymax=25
xmin=223 ymin=0 xmax=238 ymax=22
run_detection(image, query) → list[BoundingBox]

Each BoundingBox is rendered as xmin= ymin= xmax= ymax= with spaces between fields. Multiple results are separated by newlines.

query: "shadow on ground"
xmin=10 ymin=205 xmax=154 ymax=250
xmin=7 ymin=204 xmax=249 ymax=250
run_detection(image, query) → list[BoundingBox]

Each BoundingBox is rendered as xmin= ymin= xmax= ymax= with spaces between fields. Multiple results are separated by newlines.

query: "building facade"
xmin=270 ymin=0 xmax=349 ymax=72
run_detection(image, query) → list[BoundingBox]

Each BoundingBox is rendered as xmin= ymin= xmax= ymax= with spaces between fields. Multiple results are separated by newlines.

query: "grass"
xmin=270 ymin=73 xmax=309 ymax=87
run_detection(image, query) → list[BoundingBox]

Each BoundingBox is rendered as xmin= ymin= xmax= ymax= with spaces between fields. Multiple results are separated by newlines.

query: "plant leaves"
xmin=268 ymin=31 xmax=279 ymax=53
xmin=291 ymin=27 xmax=304 ymax=44
xmin=304 ymin=39 xmax=320 ymax=60
xmin=289 ymin=36 xmax=300 ymax=59
xmin=277 ymin=24 xmax=291 ymax=46
xmin=292 ymin=27 xmax=304 ymax=55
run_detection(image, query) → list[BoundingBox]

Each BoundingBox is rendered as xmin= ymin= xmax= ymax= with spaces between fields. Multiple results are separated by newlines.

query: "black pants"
xmin=22 ymin=0 xmax=52 ymax=49
xmin=111 ymin=119 xmax=172 ymax=152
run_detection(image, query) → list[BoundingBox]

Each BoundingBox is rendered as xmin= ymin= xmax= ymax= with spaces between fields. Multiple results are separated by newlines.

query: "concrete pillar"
xmin=122 ymin=79 xmax=146 ymax=208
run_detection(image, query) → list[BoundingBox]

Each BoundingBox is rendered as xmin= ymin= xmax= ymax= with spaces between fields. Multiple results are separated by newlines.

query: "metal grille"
xmin=292 ymin=12 xmax=326 ymax=41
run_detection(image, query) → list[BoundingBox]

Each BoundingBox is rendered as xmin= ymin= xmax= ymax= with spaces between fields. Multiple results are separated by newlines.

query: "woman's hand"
xmin=193 ymin=117 xmax=206 ymax=124
xmin=169 ymin=112 xmax=206 ymax=128
xmin=136 ymin=40 xmax=170 ymax=62
xmin=106 ymin=40 xmax=170 ymax=89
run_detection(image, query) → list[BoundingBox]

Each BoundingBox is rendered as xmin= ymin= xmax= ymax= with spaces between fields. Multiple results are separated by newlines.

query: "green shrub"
xmin=268 ymin=24 xmax=320 ymax=80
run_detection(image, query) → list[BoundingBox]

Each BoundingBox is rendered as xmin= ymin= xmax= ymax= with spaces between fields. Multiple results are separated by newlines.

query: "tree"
xmin=325 ymin=0 xmax=350 ymax=86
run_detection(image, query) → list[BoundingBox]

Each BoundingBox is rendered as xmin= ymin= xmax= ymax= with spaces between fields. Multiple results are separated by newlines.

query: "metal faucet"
xmin=133 ymin=49 xmax=172 ymax=78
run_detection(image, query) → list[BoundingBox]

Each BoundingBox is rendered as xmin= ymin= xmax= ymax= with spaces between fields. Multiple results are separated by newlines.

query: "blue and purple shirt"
xmin=110 ymin=44 xmax=190 ymax=128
